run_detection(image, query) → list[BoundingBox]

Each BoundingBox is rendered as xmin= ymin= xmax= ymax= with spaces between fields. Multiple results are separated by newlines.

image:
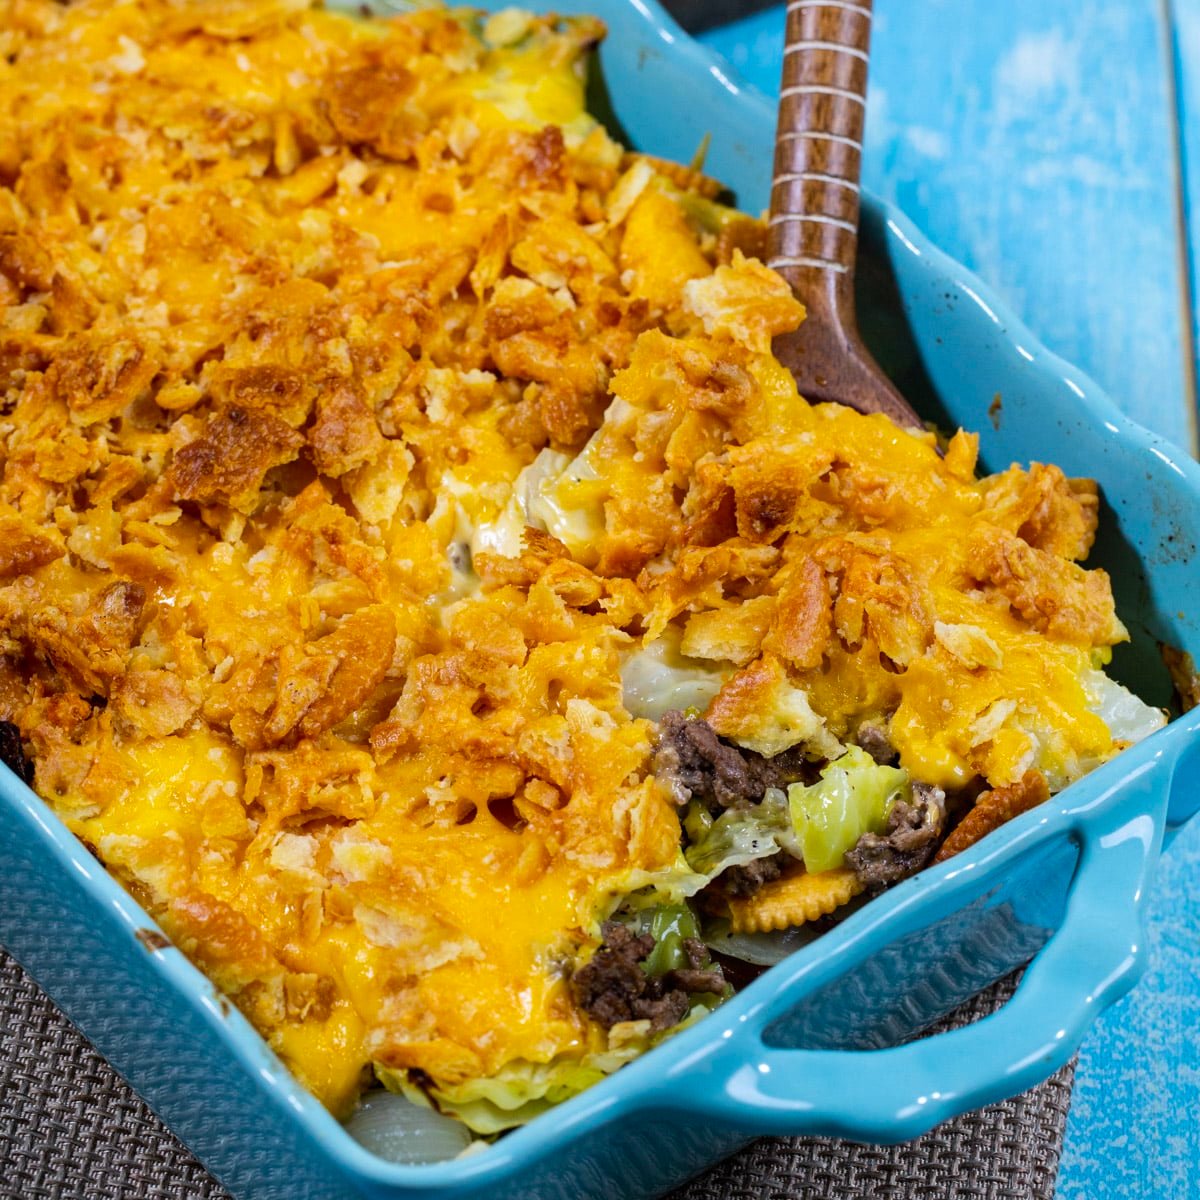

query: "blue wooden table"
xmin=697 ymin=3 xmax=1200 ymax=1197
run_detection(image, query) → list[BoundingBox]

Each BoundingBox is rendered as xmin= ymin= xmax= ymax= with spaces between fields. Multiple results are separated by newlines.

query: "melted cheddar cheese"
xmin=0 ymin=0 xmax=1147 ymax=1123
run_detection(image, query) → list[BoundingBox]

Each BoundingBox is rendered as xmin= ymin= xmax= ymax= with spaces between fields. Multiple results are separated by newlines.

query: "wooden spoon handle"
xmin=768 ymin=0 xmax=872 ymax=328
xmin=767 ymin=0 xmax=922 ymax=428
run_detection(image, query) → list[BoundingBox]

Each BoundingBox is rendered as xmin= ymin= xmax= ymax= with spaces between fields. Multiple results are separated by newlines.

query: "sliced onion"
xmin=345 ymin=1089 xmax=475 ymax=1164
xmin=704 ymin=890 xmax=874 ymax=966
xmin=703 ymin=922 xmax=822 ymax=966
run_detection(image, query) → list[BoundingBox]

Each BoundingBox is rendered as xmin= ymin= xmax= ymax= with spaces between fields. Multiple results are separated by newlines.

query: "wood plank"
xmin=1171 ymin=0 xmax=1200 ymax=449
xmin=1058 ymin=815 xmax=1200 ymax=1199
xmin=701 ymin=0 xmax=1197 ymax=453
xmin=1061 ymin=4 xmax=1200 ymax=1197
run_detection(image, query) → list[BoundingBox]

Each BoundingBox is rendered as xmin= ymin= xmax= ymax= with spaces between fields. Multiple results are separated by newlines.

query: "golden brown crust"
xmin=168 ymin=407 xmax=305 ymax=512
xmin=294 ymin=605 xmax=397 ymax=742
xmin=208 ymin=364 xmax=319 ymax=428
xmin=932 ymin=770 xmax=1050 ymax=863
xmin=306 ymin=386 xmax=386 ymax=478
xmin=112 ymin=669 xmax=200 ymax=741
xmin=763 ymin=556 xmax=833 ymax=671
xmin=619 ymin=152 xmax=724 ymax=200
xmin=966 ymin=522 xmax=1123 ymax=645
xmin=46 ymin=334 xmax=160 ymax=426
xmin=0 ymin=230 xmax=56 ymax=294
xmin=980 ymin=462 xmax=1099 ymax=561
xmin=0 ymin=510 xmax=63 ymax=579
xmin=325 ymin=63 xmax=421 ymax=154
xmin=727 ymin=439 xmax=834 ymax=543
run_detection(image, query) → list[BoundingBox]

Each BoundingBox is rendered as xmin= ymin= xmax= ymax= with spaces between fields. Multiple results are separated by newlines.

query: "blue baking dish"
xmin=2 ymin=1 xmax=1199 ymax=1197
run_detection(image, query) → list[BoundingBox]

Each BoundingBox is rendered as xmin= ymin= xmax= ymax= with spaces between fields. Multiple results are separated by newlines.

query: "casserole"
xmin=1 ymin=2 xmax=1198 ymax=1198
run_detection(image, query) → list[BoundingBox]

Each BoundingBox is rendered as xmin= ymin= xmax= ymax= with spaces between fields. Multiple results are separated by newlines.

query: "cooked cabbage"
xmin=1083 ymin=668 xmax=1167 ymax=745
xmin=788 ymin=746 xmax=909 ymax=873
xmin=443 ymin=446 xmax=607 ymax=565
xmin=683 ymin=788 xmax=796 ymax=878
xmin=375 ymin=1055 xmax=634 ymax=1135
xmin=964 ymin=666 xmax=1167 ymax=791
xmin=375 ymin=996 xmax=713 ymax=1134
xmin=620 ymin=628 xmax=730 ymax=720
xmin=599 ymin=855 xmax=709 ymax=912
xmin=521 ymin=447 xmax=605 ymax=554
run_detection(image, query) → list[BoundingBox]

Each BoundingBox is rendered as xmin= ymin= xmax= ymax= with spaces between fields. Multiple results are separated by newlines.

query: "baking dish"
xmin=2 ymin=0 xmax=1199 ymax=1197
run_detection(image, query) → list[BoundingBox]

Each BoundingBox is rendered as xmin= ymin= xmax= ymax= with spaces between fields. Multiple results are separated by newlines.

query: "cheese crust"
xmin=0 ymin=0 xmax=1138 ymax=1120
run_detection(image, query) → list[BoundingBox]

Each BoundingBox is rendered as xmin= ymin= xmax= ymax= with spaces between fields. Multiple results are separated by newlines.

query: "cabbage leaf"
xmin=599 ymin=854 xmax=710 ymax=915
xmin=788 ymin=746 xmax=909 ymax=873
xmin=375 ymin=1007 xmax=711 ymax=1134
xmin=683 ymin=788 xmax=796 ymax=878
xmin=619 ymin=628 xmax=730 ymax=721
xmin=375 ymin=1054 xmax=633 ymax=1135
xmin=1082 ymin=668 xmax=1166 ymax=746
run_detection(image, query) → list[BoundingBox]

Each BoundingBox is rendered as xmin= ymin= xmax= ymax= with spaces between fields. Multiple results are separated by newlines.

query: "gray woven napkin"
xmin=0 ymin=947 xmax=1072 ymax=1200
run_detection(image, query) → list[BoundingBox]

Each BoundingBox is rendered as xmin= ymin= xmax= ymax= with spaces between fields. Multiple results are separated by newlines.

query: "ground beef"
xmin=855 ymin=722 xmax=898 ymax=766
xmin=844 ymin=783 xmax=946 ymax=888
xmin=0 ymin=720 xmax=33 ymax=785
xmin=668 ymin=966 xmax=726 ymax=993
xmin=571 ymin=921 xmax=726 ymax=1030
xmin=718 ymin=850 xmax=786 ymax=898
xmin=570 ymin=923 xmax=653 ymax=1027
xmin=653 ymin=711 xmax=815 ymax=809
xmin=629 ymin=988 xmax=691 ymax=1031
xmin=667 ymin=938 xmax=726 ymax=993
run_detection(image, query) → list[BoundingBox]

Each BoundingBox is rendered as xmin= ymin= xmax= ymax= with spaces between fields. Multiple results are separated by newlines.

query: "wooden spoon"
xmin=767 ymin=0 xmax=922 ymax=429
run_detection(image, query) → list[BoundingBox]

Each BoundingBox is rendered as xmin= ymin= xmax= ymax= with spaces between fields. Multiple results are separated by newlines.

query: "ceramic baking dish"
xmin=2 ymin=2 xmax=1198 ymax=1197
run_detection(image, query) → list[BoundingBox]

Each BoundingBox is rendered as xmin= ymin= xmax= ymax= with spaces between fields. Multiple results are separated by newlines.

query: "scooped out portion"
xmin=0 ymin=0 xmax=1164 ymax=1144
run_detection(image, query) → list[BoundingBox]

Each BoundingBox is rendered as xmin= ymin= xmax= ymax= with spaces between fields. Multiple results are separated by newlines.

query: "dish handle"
xmin=659 ymin=760 xmax=1171 ymax=1141
xmin=1163 ymin=716 xmax=1200 ymax=850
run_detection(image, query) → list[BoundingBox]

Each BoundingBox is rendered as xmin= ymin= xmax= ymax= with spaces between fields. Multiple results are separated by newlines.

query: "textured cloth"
xmin=0 ymin=947 xmax=1073 ymax=1200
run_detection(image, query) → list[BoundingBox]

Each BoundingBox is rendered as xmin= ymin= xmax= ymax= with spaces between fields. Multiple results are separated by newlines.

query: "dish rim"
xmin=2 ymin=0 xmax=1200 ymax=1189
